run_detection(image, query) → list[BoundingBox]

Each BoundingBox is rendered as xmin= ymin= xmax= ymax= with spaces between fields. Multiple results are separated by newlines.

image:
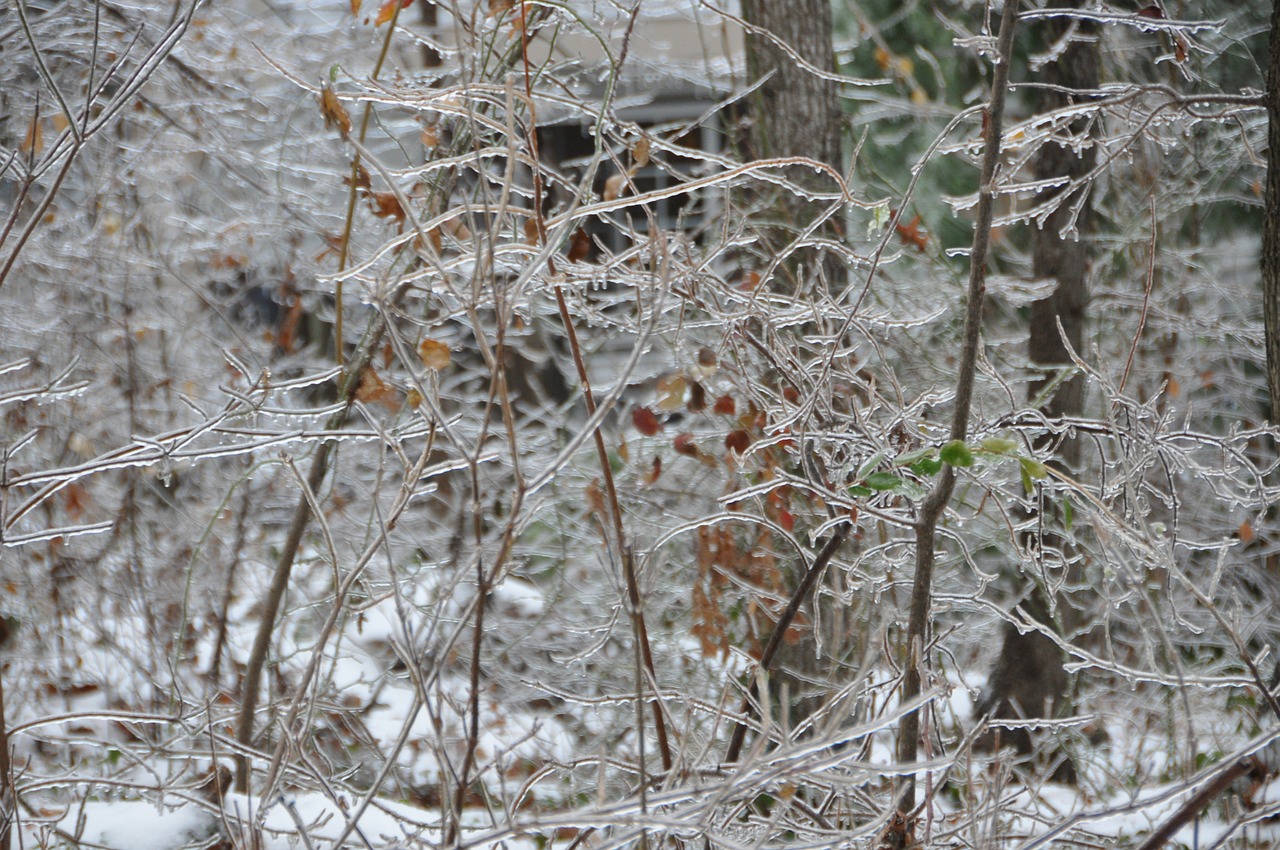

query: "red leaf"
xmin=713 ymin=395 xmax=736 ymax=416
xmin=724 ymin=429 xmax=751 ymax=455
xmin=895 ymin=214 xmax=928 ymax=252
xmin=777 ymin=508 xmax=795 ymax=533
xmin=687 ymin=380 xmax=707 ymax=412
xmin=631 ymin=406 xmax=662 ymax=436
xmin=1137 ymin=4 xmax=1164 ymax=19
xmin=673 ymin=433 xmax=700 ymax=457
xmin=566 ymin=227 xmax=591 ymax=262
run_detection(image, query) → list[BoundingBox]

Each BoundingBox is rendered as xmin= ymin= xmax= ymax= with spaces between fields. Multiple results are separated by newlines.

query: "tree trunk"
xmin=740 ymin=0 xmax=844 ymax=292
xmin=738 ymin=0 xmax=845 ymax=732
xmin=740 ymin=0 xmax=841 ymax=169
xmin=1264 ymin=0 xmax=1280 ymax=426
xmin=978 ymin=2 xmax=1099 ymax=781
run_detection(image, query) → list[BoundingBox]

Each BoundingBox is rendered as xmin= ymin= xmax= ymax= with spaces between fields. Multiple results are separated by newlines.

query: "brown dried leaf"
xmin=603 ymin=174 xmax=626 ymax=202
xmin=725 ymin=429 xmax=751 ymax=455
xmin=566 ymin=227 xmax=591 ymax=262
xmin=356 ymin=367 xmax=397 ymax=408
xmin=713 ymin=394 xmax=736 ymax=416
xmin=319 ymin=85 xmax=352 ymax=139
xmin=631 ymin=406 xmax=662 ymax=436
xmin=418 ymin=338 xmax=451 ymax=370
xmin=656 ymin=374 xmax=687 ymax=411
xmin=1239 ymin=520 xmax=1255 ymax=544
xmin=632 ymin=137 xmax=651 ymax=168
xmin=369 ymin=191 xmax=406 ymax=222
xmin=20 ymin=117 xmax=43 ymax=156
xmin=686 ymin=380 xmax=707 ymax=413
xmin=673 ymin=433 xmax=700 ymax=457
xmin=344 ymin=164 xmax=372 ymax=191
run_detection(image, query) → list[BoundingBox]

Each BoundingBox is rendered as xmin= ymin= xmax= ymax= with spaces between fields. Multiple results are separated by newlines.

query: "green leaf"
xmin=940 ymin=440 xmax=974 ymax=467
xmin=897 ymin=479 xmax=928 ymax=501
xmin=910 ymin=458 xmax=942 ymax=476
xmin=857 ymin=451 xmax=888 ymax=480
xmin=868 ymin=202 xmax=890 ymax=237
xmin=1020 ymin=457 xmax=1048 ymax=480
xmin=979 ymin=436 xmax=1018 ymax=455
xmin=864 ymin=472 xmax=904 ymax=491
xmin=893 ymin=447 xmax=936 ymax=466
xmin=329 ymin=64 xmax=340 ymax=83
xmin=848 ymin=484 xmax=873 ymax=498
xmin=1063 ymin=492 xmax=1073 ymax=530
xmin=1019 ymin=457 xmax=1047 ymax=493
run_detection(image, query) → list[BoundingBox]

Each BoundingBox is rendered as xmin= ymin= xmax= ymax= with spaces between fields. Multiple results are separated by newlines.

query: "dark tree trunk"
xmin=740 ymin=0 xmax=844 ymax=292
xmin=740 ymin=0 xmax=841 ymax=169
xmin=737 ymin=0 xmax=846 ymax=731
xmin=1264 ymin=0 xmax=1280 ymax=426
xmin=978 ymin=2 xmax=1099 ymax=780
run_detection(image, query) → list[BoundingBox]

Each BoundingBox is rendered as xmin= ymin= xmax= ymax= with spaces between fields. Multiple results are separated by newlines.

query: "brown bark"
xmin=740 ymin=0 xmax=844 ymax=292
xmin=978 ymin=1 xmax=1099 ymax=780
xmin=740 ymin=0 xmax=841 ymax=170
xmin=1264 ymin=0 xmax=1280 ymax=426
xmin=735 ymin=0 xmax=847 ymax=734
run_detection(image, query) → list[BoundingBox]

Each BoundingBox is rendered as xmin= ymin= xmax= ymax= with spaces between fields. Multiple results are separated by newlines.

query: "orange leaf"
xmin=275 ymin=296 xmax=305 ymax=354
xmin=343 ymin=164 xmax=372 ymax=191
xmin=375 ymin=0 xmax=412 ymax=26
xmin=777 ymin=508 xmax=795 ymax=533
xmin=631 ymin=406 xmax=662 ymax=436
xmin=418 ymin=338 xmax=451 ymax=370
xmin=488 ymin=0 xmax=515 ymax=15
xmin=20 ymin=117 xmax=43 ymax=156
xmin=895 ymin=214 xmax=928 ymax=252
xmin=318 ymin=85 xmax=352 ymax=139
xmin=356 ymin=367 xmax=397 ymax=408
xmin=369 ymin=191 xmax=406 ymax=222
xmin=713 ymin=395 xmax=736 ymax=416
xmin=350 ymin=0 xmax=362 ymax=15
xmin=1239 ymin=520 xmax=1255 ymax=544
xmin=643 ymin=456 xmax=662 ymax=485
